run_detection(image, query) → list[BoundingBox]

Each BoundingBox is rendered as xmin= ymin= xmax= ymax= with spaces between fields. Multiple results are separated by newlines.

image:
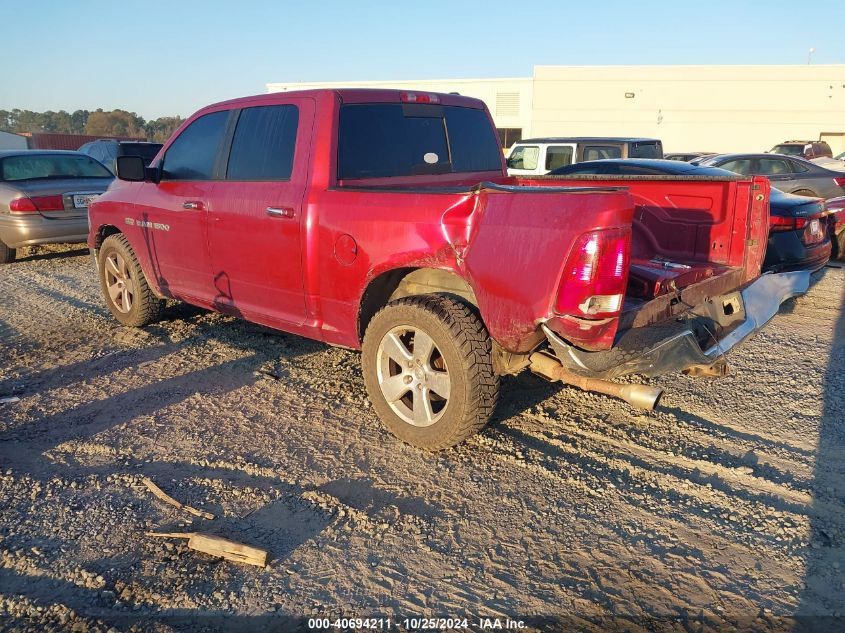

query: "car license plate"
xmin=73 ymin=193 xmax=99 ymax=208
xmin=804 ymin=218 xmax=824 ymax=244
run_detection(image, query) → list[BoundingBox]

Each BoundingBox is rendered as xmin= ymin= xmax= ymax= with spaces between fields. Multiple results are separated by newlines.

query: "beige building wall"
xmin=267 ymin=77 xmax=533 ymax=142
xmin=532 ymin=65 xmax=845 ymax=153
xmin=268 ymin=65 xmax=845 ymax=154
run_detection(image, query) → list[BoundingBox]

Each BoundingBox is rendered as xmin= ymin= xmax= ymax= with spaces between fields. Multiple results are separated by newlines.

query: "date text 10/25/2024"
xmin=307 ymin=617 xmax=527 ymax=630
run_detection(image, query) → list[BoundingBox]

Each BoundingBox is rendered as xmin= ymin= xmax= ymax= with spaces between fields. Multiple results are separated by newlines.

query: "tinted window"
xmin=772 ymin=145 xmax=804 ymax=157
xmin=227 ymin=105 xmax=298 ymax=180
xmin=629 ymin=141 xmax=663 ymax=158
xmin=718 ymin=159 xmax=753 ymax=175
xmin=0 ymin=154 xmax=112 ymax=181
xmin=507 ymin=146 xmax=539 ymax=170
xmin=545 ymin=146 xmax=573 ymax=170
xmin=337 ymin=103 xmax=502 ymax=179
xmin=583 ymin=145 xmax=623 ymax=161
xmin=444 ymin=106 xmax=503 ymax=172
xmin=788 ymin=159 xmax=810 ymax=173
xmin=161 ymin=111 xmax=228 ymax=180
xmin=757 ymin=158 xmax=791 ymax=175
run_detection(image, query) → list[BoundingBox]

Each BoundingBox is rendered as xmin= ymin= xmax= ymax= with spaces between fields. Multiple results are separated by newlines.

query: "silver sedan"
xmin=0 ymin=150 xmax=113 ymax=263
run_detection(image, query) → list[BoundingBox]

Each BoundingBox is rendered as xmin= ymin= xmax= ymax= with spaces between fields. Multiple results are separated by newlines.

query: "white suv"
xmin=506 ymin=137 xmax=663 ymax=176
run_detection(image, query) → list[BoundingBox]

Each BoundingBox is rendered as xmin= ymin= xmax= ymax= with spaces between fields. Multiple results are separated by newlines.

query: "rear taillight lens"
xmin=556 ymin=227 xmax=631 ymax=318
xmin=8 ymin=195 xmax=64 ymax=213
xmin=770 ymin=215 xmax=805 ymax=232
xmin=9 ymin=197 xmax=37 ymax=212
xmin=833 ymin=177 xmax=845 ymax=188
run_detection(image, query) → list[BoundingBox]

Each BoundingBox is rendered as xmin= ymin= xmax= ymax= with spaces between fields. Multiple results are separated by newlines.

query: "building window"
xmin=497 ymin=128 xmax=522 ymax=149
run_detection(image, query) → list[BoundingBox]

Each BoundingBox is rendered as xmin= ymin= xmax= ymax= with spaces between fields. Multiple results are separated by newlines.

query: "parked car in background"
xmin=694 ymin=153 xmax=845 ymax=199
xmin=549 ymin=159 xmax=831 ymax=273
xmin=506 ymin=137 xmax=663 ymax=175
xmin=88 ymin=89 xmax=778 ymax=450
xmin=0 ymin=151 xmax=113 ymax=263
xmin=769 ymin=140 xmax=832 ymax=160
xmin=77 ymin=140 xmax=163 ymax=175
xmin=664 ymin=152 xmax=715 ymax=162
xmin=826 ymin=196 xmax=845 ymax=260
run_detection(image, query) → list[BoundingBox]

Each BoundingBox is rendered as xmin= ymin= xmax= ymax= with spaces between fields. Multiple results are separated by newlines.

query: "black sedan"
xmin=693 ymin=153 xmax=845 ymax=199
xmin=549 ymin=159 xmax=832 ymax=273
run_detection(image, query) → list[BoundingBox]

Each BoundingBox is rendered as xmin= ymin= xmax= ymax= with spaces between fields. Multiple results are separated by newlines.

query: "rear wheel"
xmin=836 ymin=229 xmax=845 ymax=261
xmin=98 ymin=234 xmax=164 ymax=327
xmin=792 ymin=189 xmax=819 ymax=197
xmin=0 ymin=240 xmax=15 ymax=264
xmin=362 ymin=294 xmax=499 ymax=450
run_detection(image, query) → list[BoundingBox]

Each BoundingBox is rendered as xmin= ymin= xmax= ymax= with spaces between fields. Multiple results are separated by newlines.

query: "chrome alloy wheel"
xmin=104 ymin=252 xmax=136 ymax=314
xmin=376 ymin=325 xmax=451 ymax=427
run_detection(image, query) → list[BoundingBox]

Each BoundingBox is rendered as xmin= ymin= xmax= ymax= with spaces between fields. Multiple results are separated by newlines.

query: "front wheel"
xmin=362 ymin=294 xmax=499 ymax=450
xmin=98 ymin=234 xmax=164 ymax=327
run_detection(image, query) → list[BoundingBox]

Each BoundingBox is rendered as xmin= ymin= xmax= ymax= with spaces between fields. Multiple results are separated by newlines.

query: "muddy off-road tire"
xmin=0 ymin=240 xmax=15 ymax=264
xmin=362 ymin=294 xmax=499 ymax=450
xmin=98 ymin=234 xmax=164 ymax=327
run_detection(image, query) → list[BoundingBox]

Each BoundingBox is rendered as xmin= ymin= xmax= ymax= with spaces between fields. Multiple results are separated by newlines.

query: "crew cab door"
xmin=132 ymin=110 xmax=230 ymax=302
xmin=206 ymin=99 xmax=312 ymax=325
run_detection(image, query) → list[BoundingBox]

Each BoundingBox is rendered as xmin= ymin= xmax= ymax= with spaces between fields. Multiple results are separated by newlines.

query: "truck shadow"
xmin=795 ymin=275 xmax=845 ymax=631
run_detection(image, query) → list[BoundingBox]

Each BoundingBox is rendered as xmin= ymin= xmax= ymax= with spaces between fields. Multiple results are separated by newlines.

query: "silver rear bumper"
xmin=544 ymin=271 xmax=811 ymax=379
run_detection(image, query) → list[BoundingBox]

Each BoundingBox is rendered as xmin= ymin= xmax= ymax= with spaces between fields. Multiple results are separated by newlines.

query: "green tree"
xmin=84 ymin=109 xmax=146 ymax=137
xmin=145 ymin=116 xmax=184 ymax=143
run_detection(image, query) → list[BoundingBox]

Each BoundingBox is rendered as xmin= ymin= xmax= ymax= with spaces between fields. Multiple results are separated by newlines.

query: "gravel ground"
xmin=0 ymin=244 xmax=843 ymax=632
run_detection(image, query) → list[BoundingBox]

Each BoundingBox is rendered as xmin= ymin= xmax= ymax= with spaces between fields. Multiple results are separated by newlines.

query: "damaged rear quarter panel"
xmin=462 ymin=187 xmax=634 ymax=352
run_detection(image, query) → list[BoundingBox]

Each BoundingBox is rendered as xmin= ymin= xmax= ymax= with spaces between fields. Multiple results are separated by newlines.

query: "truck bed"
xmin=516 ymin=174 xmax=771 ymax=330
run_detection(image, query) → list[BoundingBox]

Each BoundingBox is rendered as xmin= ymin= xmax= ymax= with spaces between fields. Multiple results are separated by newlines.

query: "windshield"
xmin=120 ymin=143 xmax=163 ymax=165
xmin=0 ymin=154 xmax=113 ymax=181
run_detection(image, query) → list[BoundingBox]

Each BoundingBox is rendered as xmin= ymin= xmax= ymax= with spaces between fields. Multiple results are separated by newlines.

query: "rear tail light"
xmin=9 ymin=195 xmax=65 ymax=213
xmin=556 ymin=227 xmax=631 ymax=318
xmin=399 ymin=92 xmax=440 ymax=104
xmin=833 ymin=177 xmax=845 ymax=188
xmin=769 ymin=215 xmax=806 ymax=232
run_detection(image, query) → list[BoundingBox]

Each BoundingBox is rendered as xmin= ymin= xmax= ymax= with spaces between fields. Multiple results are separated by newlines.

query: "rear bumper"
xmin=763 ymin=231 xmax=831 ymax=273
xmin=544 ymin=271 xmax=811 ymax=379
xmin=0 ymin=213 xmax=89 ymax=249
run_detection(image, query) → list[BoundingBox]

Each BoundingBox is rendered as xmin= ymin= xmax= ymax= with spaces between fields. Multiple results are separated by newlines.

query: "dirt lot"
xmin=0 ymin=244 xmax=843 ymax=632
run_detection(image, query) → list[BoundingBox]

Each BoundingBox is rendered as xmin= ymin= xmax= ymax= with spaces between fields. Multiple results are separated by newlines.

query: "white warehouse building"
xmin=267 ymin=64 xmax=845 ymax=154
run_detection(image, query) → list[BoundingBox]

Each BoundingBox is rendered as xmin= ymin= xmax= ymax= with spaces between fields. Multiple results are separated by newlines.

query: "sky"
xmin=2 ymin=0 xmax=844 ymax=120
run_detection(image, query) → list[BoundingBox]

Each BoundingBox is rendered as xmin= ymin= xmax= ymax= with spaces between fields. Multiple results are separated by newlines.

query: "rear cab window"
xmin=337 ymin=103 xmax=503 ymax=181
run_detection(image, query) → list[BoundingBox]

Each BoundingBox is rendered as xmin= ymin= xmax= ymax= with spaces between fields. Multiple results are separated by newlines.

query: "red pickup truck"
xmin=88 ymin=89 xmax=805 ymax=450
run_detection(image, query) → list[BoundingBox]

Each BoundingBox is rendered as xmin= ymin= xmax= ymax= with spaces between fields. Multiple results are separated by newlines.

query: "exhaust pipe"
xmin=529 ymin=352 xmax=663 ymax=410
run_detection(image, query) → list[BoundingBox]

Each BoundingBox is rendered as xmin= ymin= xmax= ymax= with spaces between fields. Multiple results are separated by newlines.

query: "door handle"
xmin=266 ymin=206 xmax=295 ymax=219
xmin=183 ymin=201 xmax=204 ymax=210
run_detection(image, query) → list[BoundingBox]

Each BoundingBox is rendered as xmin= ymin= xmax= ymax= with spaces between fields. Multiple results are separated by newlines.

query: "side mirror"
xmin=116 ymin=155 xmax=146 ymax=181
